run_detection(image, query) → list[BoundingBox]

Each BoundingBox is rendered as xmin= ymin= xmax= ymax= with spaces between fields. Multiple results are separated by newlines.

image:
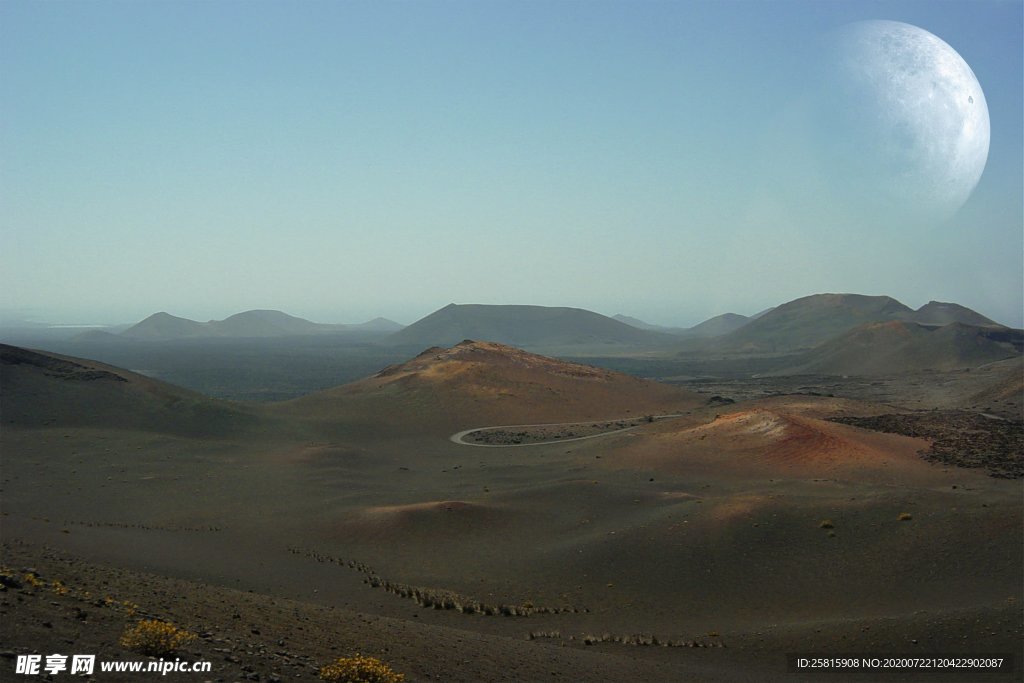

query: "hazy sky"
xmin=2 ymin=0 xmax=1021 ymax=327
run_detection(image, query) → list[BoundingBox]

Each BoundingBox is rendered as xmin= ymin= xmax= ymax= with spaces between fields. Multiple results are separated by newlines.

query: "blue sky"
xmin=2 ymin=0 xmax=1021 ymax=326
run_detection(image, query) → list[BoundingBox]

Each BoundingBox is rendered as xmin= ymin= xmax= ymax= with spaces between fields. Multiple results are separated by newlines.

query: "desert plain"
xmin=1 ymin=299 xmax=1022 ymax=682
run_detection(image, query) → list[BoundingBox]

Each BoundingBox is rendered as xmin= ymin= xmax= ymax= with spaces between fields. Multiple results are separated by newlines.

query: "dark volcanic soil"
xmin=830 ymin=411 xmax=1024 ymax=479
xmin=0 ymin=540 xmax=772 ymax=683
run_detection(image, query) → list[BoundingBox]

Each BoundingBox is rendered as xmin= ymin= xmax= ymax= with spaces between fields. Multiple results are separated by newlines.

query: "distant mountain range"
xmin=120 ymin=310 xmax=404 ymax=340
xmin=382 ymin=294 xmax=1007 ymax=356
xmin=70 ymin=295 xmax=1014 ymax=380
xmin=683 ymin=294 xmax=1005 ymax=354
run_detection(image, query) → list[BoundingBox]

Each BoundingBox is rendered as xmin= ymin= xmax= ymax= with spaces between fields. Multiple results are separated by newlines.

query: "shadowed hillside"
xmin=0 ymin=344 xmax=260 ymax=435
xmin=779 ymin=320 xmax=1022 ymax=375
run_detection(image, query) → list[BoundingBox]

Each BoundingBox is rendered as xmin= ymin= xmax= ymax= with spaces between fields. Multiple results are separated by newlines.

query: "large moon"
xmin=814 ymin=20 xmax=990 ymax=224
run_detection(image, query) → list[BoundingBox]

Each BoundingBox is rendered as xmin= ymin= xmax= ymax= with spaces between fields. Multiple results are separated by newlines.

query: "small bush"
xmin=319 ymin=654 xmax=405 ymax=683
xmin=819 ymin=520 xmax=834 ymax=529
xmin=120 ymin=619 xmax=196 ymax=656
xmin=22 ymin=572 xmax=44 ymax=589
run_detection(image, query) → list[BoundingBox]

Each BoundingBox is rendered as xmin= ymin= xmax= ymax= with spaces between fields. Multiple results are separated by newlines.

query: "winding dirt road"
xmin=449 ymin=413 xmax=686 ymax=448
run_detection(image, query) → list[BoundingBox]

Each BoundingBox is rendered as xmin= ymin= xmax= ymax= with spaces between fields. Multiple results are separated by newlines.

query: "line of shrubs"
xmin=528 ymin=630 xmax=725 ymax=648
xmin=289 ymin=546 xmax=587 ymax=616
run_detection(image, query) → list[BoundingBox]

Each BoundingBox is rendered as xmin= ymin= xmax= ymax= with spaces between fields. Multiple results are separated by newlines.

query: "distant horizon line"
xmin=1 ymin=291 xmax=1017 ymax=331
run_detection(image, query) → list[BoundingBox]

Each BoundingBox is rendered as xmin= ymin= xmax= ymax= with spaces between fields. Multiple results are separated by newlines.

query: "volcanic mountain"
xmin=278 ymin=340 xmax=702 ymax=435
xmin=384 ymin=304 xmax=674 ymax=351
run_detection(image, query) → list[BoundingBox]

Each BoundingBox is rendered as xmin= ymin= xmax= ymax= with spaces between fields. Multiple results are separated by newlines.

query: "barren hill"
xmin=0 ymin=344 xmax=258 ymax=435
xmin=278 ymin=340 xmax=701 ymax=434
xmin=384 ymin=304 xmax=674 ymax=351
xmin=779 ymin=321 xmax=1022 ymax=376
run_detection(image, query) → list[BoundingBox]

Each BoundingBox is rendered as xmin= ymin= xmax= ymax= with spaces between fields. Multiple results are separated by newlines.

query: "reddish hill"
xmin=609 ymin=396 xmax=954 ymax=484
